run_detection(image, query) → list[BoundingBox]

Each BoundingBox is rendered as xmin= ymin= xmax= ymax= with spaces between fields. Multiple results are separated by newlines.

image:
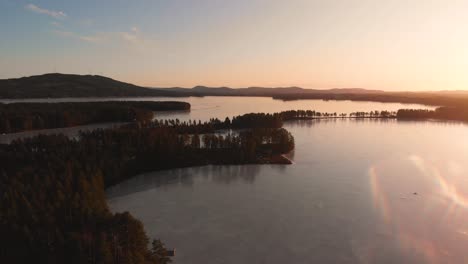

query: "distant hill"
xmin=162 ymin=86 xmax=468 ymax=106
xmin=0 ymin=73 xmax=387 ymax=99
xmin=431 ymin=90 xmax=468 ymax=96
xmin=2 ymin=74 xmax=468 ymax=107
xmin=161 ymin=85 xmax=384 ymax=96
xmin=0 ymin=73 xmax=183 ymax=98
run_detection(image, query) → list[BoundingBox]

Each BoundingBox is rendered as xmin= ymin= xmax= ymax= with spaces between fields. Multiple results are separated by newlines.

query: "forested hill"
xmin=0 ymin=73 xmax=183 ymax=98
xmin=0 ymin=73 xmax=385 ymax=99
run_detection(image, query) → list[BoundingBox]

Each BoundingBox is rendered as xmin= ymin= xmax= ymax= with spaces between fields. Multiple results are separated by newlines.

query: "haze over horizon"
xmin=2 ymin=0 xmax=468 ymax=91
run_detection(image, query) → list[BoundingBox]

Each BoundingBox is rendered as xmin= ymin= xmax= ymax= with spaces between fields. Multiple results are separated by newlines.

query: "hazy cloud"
xmin=26 ymin=4 xmax=67 ymax=19
xmin=53 ymin=27 xmax=151 ymax=47
xmin=53 ymin=30 xmax=104 ymax=43
xmin=120 ymin=31 xmax=138 ymax=43
xmin=121 ymin=27 xmax=142 ymax=43
xmin=79 ymin=18 xmax=94 ymax=27
xmin=51 ymin=21 xmax=63 ymax=28
xmin=119 ymin=27 xmax=152 ymax=47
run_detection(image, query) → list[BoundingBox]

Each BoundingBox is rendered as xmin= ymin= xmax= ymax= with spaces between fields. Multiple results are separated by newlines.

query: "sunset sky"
xmin=1 ymin=0 xmax=468 ymax=90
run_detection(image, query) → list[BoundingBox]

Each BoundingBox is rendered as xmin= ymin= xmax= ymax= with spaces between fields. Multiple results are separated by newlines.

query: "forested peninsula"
xmin=0 ymin=101 xmax=190 ymax=133
xmin=0 ymin=113 xmax=294 ymax=264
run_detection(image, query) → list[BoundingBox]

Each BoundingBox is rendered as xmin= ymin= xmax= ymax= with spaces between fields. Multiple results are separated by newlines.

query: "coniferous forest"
xmin=396 ymin=106 xmax=468 ymax=122
xmin=0 ymin=112 xmax=294 ymax=264
xmin=0 ymin=101 xmax=190 ymax=133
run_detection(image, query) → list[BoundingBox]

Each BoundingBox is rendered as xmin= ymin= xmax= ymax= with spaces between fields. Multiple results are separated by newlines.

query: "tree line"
xmin=0 ymin=113 xmax=294 ymax=264
xmin=279 ymin=108 xmax=468 ymax=122
xmin=139 ymin=110 xmax=397 ymax=136
xmin=269 ymin=108 xmax=468 ymax=122
xmin=397 ymin=106 xmax=468 ymax=122
xmin=130 ymin=112 xmax=284 ymax=135
xmin=278 ymin=110 xmax=396 ymax=120
xmin=0 ymin=101 xmax=190 ymax=133
xmin=272 ymin=92 xmax=468 ymax=107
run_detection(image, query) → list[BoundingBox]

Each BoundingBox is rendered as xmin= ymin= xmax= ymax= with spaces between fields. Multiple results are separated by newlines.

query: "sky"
xmin=1 ymin=0 xmax=468 ymax=91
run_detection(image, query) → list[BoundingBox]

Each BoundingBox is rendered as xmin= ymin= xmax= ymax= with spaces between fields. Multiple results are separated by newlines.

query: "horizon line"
xmin=2 ymin=72 xmax=468 ymax=93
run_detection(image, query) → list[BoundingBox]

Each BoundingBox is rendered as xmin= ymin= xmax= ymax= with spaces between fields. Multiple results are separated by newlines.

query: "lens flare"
xmin=368 ymin=166 xmax=391 ymax=223
xmin=367 ymin=156 xmax=466 ymax=263
xmin=398 ymin=233 xmax=444 ymax=264
xmin=409 ymin=155 xmax=468 ymax=209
